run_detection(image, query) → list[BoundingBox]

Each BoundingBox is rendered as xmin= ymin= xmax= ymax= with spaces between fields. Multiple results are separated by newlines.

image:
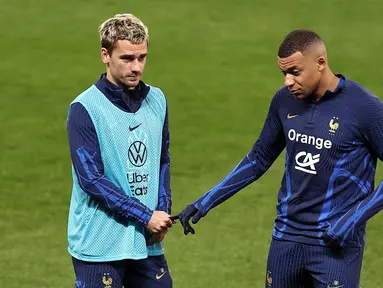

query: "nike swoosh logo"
xmin=156 ymin=271 xmax=167 ymax=280
xmin=287 ymin=113 xmax=299 ymax=119
xmin=327 ymin=286 xmax=343 ymax=288
xmin=129 ymin=122 xmax=142 ymax=131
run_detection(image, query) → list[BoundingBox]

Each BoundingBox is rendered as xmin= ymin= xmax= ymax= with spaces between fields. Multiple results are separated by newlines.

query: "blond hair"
xmin=99 ymin=13 xmax=149 ymax=52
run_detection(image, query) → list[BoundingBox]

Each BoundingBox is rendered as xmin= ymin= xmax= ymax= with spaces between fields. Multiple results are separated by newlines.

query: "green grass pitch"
xmin=1 ymin=0 xmax=383 ymax=286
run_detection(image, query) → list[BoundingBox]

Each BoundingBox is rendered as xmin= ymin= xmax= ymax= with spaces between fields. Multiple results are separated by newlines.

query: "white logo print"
xmin=295 ymin=151 xmax=320 ymax=174
xmin=288 ymin=129 xmax=332 ymax=150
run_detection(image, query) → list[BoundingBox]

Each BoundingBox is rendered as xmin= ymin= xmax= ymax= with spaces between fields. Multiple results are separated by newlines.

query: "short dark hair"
xmin=278 ymin=29 xmax=323 ymax=58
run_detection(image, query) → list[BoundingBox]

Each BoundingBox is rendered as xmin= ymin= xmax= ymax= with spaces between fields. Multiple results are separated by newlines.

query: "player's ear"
xmin=317 ymin=56 xmax=326 ymax=72
xmin=101 ymin=48 xmax=110 ymax=64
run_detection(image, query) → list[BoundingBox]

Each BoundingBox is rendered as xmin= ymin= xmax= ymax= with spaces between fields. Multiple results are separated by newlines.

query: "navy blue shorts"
xmin=72 ymin=255 xmax=172 ymax=288
xmin=265 ymin=239 xmax=363 ymax=288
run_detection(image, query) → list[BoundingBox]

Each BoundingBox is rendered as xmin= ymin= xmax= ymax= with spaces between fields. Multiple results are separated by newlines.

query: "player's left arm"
xmin=173 ymin=90 xmax=287 ymax=235
xmin=325 ymin=93 xmax=383 ymax=247
xmin=157 ymin=105 xmax=171 ymax=215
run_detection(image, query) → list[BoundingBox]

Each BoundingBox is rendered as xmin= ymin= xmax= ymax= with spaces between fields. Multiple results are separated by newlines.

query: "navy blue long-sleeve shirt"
xmin=193 ymin=75 xmax=383 ymax=247
xmin=67 ymin=74 xmax=171 ymax=228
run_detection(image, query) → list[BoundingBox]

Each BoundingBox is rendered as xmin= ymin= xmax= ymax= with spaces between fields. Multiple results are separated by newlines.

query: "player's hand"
xmin=171 ymin=204 xmax=203 ymax=235
xmin=147 ymin=211 xmax=173 ymax=234
xmin=322 ymin=230 xmax=342 ymax=249
xmin=146 ymin=228 xmax=168 ymax=246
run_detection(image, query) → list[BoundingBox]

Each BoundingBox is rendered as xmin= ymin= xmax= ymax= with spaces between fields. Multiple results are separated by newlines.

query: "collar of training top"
xmin=97 ymin=73 xmax=150 ymax=102
xmin=304 ymin=74 xmax=346 ymax=104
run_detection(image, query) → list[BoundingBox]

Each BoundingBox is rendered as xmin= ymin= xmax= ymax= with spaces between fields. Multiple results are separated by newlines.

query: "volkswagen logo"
xmin=128 ymin=141 xmax=147 ymax=167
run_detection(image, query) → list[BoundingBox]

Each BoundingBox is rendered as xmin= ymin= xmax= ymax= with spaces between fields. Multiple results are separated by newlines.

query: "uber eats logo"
xmin=128 ymin=172 xmax=149 ymax=196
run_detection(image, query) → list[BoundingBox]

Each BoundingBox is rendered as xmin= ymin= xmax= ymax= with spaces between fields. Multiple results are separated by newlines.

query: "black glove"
xmin=170 ymin=204 xmax=203 ymax=235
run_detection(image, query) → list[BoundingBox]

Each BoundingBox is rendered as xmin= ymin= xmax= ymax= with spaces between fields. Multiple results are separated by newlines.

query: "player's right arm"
xmin=67 ymin=103 xmax=172 ymax=233
xmin=174 ymin=90 xmax=286 ymax=234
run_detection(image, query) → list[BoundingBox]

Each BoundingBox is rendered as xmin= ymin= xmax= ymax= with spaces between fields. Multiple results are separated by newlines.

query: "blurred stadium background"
xmin=1 ymin=0 xmax=383 ymax=287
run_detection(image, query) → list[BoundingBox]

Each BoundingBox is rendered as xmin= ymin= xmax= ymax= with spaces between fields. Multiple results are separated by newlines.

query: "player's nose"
xmin=284 ymin=74 xmax=295 ymax=87
xmin=131 ymin=59 xmax=140 ymax=72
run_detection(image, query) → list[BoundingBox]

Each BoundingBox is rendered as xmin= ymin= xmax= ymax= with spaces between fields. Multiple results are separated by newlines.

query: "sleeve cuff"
xmin=133 ymin=202 xmax=153 ymax=227
xmin=193 ymin=200 xmax=207 ymax=217
xmin=158 ymin=198 xmax=171 ymax=214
